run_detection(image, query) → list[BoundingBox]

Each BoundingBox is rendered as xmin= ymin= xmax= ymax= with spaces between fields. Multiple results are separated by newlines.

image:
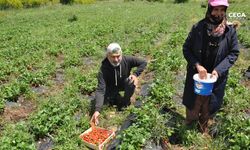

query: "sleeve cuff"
xmin=193 ymin=62 xmax=200 ymax=70
xmin=95 ymin=107 xmax=101 ymax=112
xmin=133 ymin=72 xmax=139 ymax=77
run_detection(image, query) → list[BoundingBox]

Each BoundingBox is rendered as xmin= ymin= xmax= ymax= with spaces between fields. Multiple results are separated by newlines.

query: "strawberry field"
xmin=0 ymin=0 xmax=249 ymax=149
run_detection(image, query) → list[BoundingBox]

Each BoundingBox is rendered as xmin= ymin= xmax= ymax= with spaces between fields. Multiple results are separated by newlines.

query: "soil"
xmin=244 ymin=108 xmax=250 ymax=118
xmin=241 ymin=78 xmax=250 ymax=89
xmin=54 ymin=69 xmax=64 ymax=85
xmin=56 ymin=53 xmax=64 ymax=67
xmin=37 ymin=137 xmax=53 ymax=150
xmin=239 ymin=44 xmax=250 ymax=89
xmin=173 ymin=71 xmax=186 ymax=106
xmin=3 ymin=96 xmax=36 ymax=122
xmin=83 ymin=57 xmax=94 ymax=66
xmin=131 ymin=57 xmax=154 ymax=103
xmin=31 ymin=85 xmax=48 ymax=95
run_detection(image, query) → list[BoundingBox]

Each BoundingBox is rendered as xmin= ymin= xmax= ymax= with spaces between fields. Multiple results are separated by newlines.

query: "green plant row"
xmin=0 ymin=0 xmax=96 ymax=9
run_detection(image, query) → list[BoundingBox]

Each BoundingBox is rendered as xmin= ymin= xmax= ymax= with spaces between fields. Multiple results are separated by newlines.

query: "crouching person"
xmin=91 ymin=43 xmax=147 ymax=125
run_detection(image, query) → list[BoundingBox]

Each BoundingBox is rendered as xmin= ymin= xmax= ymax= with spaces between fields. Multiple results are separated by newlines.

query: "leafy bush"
xmin=22 ymin=0 xmax=46 ymax=7
xmin=119 ymin=125 xmax=151 ymax=149
xmin=174 ymin=0 xmax=188 ymax=3
xmin=0 ymin=98 xmax=5 ymax=113
xmin=0 ymin=0 xmax=94 ymax=9
xmin=0 ymin=122 xmax=36 ymax=150
xmin=74 ymin=0 xmax=95 ymax=4
xmin=215 ymin=114 xmax=250 ymax=149
xmin=149 ymin=77 xmax=175 ymax=108
xmin=0 ymin=0 xmax=59 ymax=9
xmin=68 ymin=14 xmax=78 ymax=22
xmin=59 ymin=0 xmax=72 ymax=4
xmin=0 ymin=81 xmax=29 ymax=102
xmin=0 ymin=0 xmax=23 ymax=9
xmin=119 ymin=103 xmax=173 ymax=148
xmin=229 ymin=0 xmax=247 ymax=3
xmin=146 ymin=0 xmax=164 ymax=2
xmin=63 ymin=52 xmax=82 ymax=67
xmin=124 ymin=0 xmax=163 ymax=2
xmin=74 ymin=71 xmax=97 ymax=95
xmin=29 ymin=97 xmax=85 ymax=138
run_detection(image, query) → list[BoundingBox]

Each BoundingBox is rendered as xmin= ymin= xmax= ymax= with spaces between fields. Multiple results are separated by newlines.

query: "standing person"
xmin=182 ymin=0 xmax=239 ymax=132
xmin=91 ymin=43 xmax=147 ymax=125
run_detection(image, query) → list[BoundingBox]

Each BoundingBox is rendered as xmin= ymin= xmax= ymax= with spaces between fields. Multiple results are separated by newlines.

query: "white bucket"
xmin=193 ymin=73 xmax=217 ymax=96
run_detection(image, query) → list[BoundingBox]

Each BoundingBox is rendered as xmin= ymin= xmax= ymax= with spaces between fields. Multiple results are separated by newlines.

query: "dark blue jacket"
xmin=182 ymin=19 xmax=239 ymax=114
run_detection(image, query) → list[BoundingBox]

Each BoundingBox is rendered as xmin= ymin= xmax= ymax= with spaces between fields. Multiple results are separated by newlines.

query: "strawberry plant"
xmin=119 ymin=102 xmax=174 ymax=148
xmin=214 ymin=113 xmax=250 ymax=149
xmin=0 ymin=97 xmax=5 ymax=113
xmin=29 ymin=96 xmax=88 ymax=139
xmin=74 ymin=70 xmax=98 ymax=95
xmin=0 ymin=122 xmax=36 ymax=150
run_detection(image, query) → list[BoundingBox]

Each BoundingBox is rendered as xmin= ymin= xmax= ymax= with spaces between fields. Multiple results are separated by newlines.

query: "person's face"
xmin=211 ymin=6 xmax=226 ymax=18
xmin=107 ymin=53 xmax=122 ymax=66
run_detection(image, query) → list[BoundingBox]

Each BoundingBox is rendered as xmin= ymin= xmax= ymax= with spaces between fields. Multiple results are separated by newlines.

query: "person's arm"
xmin=94 ymin=70 xmax=106 ymax=112
xmin=91 ymin=70 xmax=106 ymax=125
xmin=183 ymin=25 xmax=200 ymax=69
xmin=127 ymin=56 xmax=147 ymax=77
xmin=214 ymin=28 xmax=239 ymax=77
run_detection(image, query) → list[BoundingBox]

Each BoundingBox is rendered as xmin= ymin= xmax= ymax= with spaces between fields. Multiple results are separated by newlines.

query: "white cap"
xmin=106 ymin=43 xmax=122 ymax=54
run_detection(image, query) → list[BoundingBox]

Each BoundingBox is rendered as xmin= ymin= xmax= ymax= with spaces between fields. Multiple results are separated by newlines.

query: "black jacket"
xmin=182 ymin=19 xmax=239 ymax=113
xmin=95 ymin=56 xmax=147 ymax=112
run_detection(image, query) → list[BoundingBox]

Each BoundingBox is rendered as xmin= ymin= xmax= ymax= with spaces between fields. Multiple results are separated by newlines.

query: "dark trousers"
xmin=105 ymin=78 xmax=135 ymax=109
xmin=185 ymin=95 xmax=210 ymax=133
xmin=90 ymin=78 xmax=135 ymax=114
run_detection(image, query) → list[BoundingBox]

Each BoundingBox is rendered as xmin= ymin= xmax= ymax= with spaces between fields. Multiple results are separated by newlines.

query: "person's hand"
xmin=211 ymin=70 xmax=219 ymax=79
xmin=90 ymin=111 xmax=100 ymax=125
xmin=196 ymin=64 xmax=207 ymax=79
xmin=129 ymin=74 xmax=138 ymax=86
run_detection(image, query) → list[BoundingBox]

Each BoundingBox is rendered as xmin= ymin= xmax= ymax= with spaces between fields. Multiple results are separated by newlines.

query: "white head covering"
xmin=106 ymin=43 xmax=122 ymax=55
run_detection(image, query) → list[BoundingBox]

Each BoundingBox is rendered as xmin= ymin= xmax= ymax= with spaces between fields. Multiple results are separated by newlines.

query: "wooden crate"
xmin=80 ymin=126 xmax=115 ymax=150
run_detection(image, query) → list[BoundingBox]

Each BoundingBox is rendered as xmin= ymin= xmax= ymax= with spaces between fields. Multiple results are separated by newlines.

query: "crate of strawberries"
xmin=80 ymin=125 xmax=115 ymax=150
